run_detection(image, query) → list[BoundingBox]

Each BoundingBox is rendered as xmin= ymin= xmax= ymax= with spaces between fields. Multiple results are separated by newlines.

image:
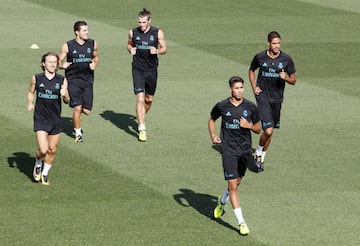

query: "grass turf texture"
xmin=0 ymin=0 xmax=359 ymax=245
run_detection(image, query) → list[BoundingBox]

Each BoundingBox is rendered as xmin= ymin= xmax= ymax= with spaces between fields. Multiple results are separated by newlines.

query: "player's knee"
xmin=82 ymin=108 xmax=91 ymax=115
xmin=47 ymin=146 xmax=57 ymax=156
xmin=145 ymin=99 xmax=153 ymax=105
xmin=145 ymin=96 xmax=153 ymax=105
xmin=228 ymin=182 xmax=239 ymax=192
xmin=38 ymin=148 xmax=48 ymax=157
xmin=264 ymin=128 xmax=274 ymax=137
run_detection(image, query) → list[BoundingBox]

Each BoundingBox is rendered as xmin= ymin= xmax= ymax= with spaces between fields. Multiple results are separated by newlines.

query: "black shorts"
xmin=68 ymin=78 xmax=93 ymax=110
xmin=221 ymin=152 xmax=249 ymax=180
xmin=34 ymin=121 xmax=62 ymax=135
xmin=257 ymin=101 xmax=282 ymax=130
xmin=132 ymin=67 xmax=158 ymax=95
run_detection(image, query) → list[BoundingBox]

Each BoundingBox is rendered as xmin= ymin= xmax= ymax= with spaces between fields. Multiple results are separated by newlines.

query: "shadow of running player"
xmin=7 ymin=152 xmax=34 ymax=181
xmin=100 ymin=110 xmax=138 ymax=138
xmin=173 ymin=188 xmax=238 ymax=233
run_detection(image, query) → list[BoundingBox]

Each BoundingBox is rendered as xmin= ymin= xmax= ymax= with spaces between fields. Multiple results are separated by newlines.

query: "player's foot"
xmin=75 ymin=134 xmax=83 ymax=143
xmin=255 ymin=154 xmax=264 ymax=172
xmin=138 ymin=130 xmax=147 ymax=142
xmin=41 ymin=175 xmax=49 ymax=186
xmin=239 ymin=222 xmax=250 ymax=236
xmin=213 ymin=195 xmax=225 ymax=218
xmin=33 ymin=165 xmax=41 ymax=182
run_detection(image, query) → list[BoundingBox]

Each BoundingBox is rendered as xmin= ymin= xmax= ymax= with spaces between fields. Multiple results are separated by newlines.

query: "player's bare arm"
xmin=127 ymin=30 xmax=137 ymax=55
xmin=58 ymin=43 xmax=71 ymax=69
xmin=249 ymin=69 xmax=262 ymax=95
xmin=89 ymin=40 xmax=99 ymax=71
xmin=27 ymin=75 xmax=36 ymax=111
xmin=208 ymin=118 xmax=222 ymax=144
xmin=61 ymin=78 xmax=70 ymax=104
xmin=151 ymin=29 xmax=167 ymax=55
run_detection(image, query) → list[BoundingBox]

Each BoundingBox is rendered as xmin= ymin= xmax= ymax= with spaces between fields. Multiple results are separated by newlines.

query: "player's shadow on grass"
xmin=61 ymin=116 xmax=74 ymax=138
xmin=173 ymin=188 xmax=238 ymax=233
xmin=100 ymin=110 xmax=138 ymax=138
xmin=7 ymin=152 xmax=34 ymax=181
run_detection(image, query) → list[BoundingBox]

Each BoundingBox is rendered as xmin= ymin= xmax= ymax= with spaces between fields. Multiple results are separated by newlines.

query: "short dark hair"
xmin=41 ymin=51 xmax=59 ymax=71
xmin=267 ymin=31 xmax=281 ymax=42
xmin=138 ymin=8 xmax=151 ymax=20
xmin=228 ymin=76 xmax=244 ymax=87
xmin=74 ymin=20 xmax=87 ymax=33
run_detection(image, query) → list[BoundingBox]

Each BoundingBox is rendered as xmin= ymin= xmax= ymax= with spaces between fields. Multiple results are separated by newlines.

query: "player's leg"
xmin=144 ymin=94 xmax=153 ymax=113
xmin=259 ymin=127 xmax=273 ymax=162
xmin=136 ymin=92 xmax=147 ymax=141
xmin=73 ymin=105 xmax=83 ymax=142
xmin=258 ymin=102 xmax=281 ymax=163
xmin=68 ymin=81 xmax=84 ymax=142
xmin=41 ymin=126 xmax=61 ymax=185
xmin=136 ymin=92 xmax=146 ymax=128
xmin=133 ymin=68 xmax=147 ymax=141
xmin=144 ymin=69 xmax=157 ymax=114
xmin=33 ymin=130 xmax=49 ymax=181
xmin=228 ymin=177 xmax=249 ymax=235
xmin=255 ymin=102 xmax=274 ymax=164
xmin=82 ymin=81 xmax=93 ymax=116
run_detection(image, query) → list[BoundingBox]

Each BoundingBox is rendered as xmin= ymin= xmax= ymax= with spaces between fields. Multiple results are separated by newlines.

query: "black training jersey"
xmin=65 ymin=39 xmax=95 ymax=81
xmin=132 ymin=26 xmax=159 ymax=70
xmin=249 ymin=50 xmax=296 ymax=103
xmin=210 ymin=98 xmax=260 ymax=155
xmin=34 ymin=73 xmax=64 ymax=123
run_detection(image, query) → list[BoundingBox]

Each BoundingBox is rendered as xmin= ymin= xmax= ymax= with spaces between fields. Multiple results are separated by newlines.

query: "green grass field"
xmin=1 ymin=0 xmax=359 ymax=245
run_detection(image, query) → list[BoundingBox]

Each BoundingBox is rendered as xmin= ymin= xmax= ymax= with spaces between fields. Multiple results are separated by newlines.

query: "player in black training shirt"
xmin=59 ymin=20 xmax=99 ymax=142
xmin=208 ymin=76 xmax=261 ymax=236
xmin=249 ymin=31 xmax=297 ymax=167
xmin=27 ymin=52 xmax=70 ymax=185
xmin=127 ymin=8 xmax=167 ymax=142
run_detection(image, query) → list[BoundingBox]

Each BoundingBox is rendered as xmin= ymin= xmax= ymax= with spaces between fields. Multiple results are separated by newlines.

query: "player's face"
xmin=268 ymin=37 xmax=281 ymax=54
xmin=43 ymin=55 xmax=58 ymax=73
xmin=76 ymin=25 xmax=89 ymax=41
xmin=138 ymin=16 xmax=151 ymax=32
xmin=230 ymin=82 xmax=244 ymax=100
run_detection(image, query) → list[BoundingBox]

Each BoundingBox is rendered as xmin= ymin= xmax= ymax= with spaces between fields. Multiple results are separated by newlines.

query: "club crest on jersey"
xmin=150 ymin=35 xmax=155 ymax=41
xmin=55 ymin=83 xmax=60 ymax=90
xmin=242 ymin=110 xmax=248 ymax=117
xmin=278 ymin=63 xmax=284 ymax=69
xmin=87 ymin=48 xmax=92 ymax=53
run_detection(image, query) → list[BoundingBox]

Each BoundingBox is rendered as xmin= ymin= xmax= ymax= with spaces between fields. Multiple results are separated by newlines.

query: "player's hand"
xmin=62 ymin=62 xmax=72 ymax=69
xmin=240 ymin=117 xmax=251 ymax=129
xmin=130 ymin=47 xmax=137 ymax=55
xmin=211 ymin=135 xmax=222 ymax=144
xmin=253 ymin=86 xmax=262 ymax=95
xmin=27 ymin=104 xmax=34 ymax=111
xmin=279 ymin=69 xmax=287 ymax=80
xmin=89 ymin=61 xmax=96 ymax=70
xmin=149 ymin=47 xmax=158 ymax=55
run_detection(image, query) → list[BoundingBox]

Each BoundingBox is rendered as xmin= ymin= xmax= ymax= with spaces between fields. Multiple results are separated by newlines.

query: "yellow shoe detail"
xmin=239 ymin=223 xmax=250 ymax=236
xmin=138 ymin=130 xmax=147 ymax=142
xmin=213 ymin=196 xmax=225 ymax=218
